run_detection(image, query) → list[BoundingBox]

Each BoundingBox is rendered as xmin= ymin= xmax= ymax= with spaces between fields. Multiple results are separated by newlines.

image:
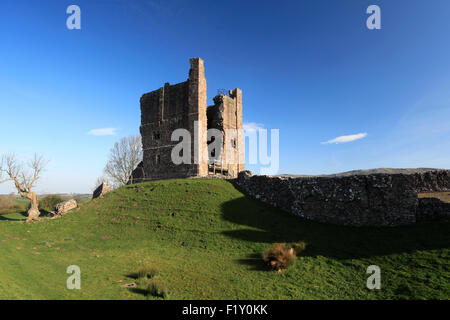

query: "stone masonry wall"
xmin=138 ymin=58 xmax=208 ymax=180
xmin=134 ymin=57 xmax=244 ymax=182
xmin=236 ymin=170 xmax=450 ymax=226
xmin=207 ymin=89 xmax=245 ymax=177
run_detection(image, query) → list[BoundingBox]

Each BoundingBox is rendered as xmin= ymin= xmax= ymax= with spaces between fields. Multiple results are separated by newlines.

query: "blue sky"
xmin=1 ymin=0 xmax=450 ymax=193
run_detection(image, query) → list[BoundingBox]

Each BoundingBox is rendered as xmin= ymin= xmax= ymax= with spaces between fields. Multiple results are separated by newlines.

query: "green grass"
xmin=0 ymin=179 xmax=448 ymax=299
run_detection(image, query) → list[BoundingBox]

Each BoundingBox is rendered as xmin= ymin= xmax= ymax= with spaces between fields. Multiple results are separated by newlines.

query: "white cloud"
xmin=87 ymin=128 xmax=117 ymax=136
xmin=322 ymin=132 xmax=368 ymax=144
xmin=243 ymin=122 xmax=264 ymax=132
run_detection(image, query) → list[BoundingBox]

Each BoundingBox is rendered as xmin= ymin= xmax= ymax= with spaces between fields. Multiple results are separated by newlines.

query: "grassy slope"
xmin=0 ymin=179 xmax=448 ymax=300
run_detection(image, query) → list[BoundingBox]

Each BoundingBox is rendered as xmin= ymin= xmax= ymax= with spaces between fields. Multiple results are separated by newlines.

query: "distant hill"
xmin=277 ymin=168 xmax=444 ymax=178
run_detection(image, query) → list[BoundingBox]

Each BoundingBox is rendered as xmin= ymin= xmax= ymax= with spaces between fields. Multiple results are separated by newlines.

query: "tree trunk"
xmin=25 ymin=192 xmax=40 ymax=223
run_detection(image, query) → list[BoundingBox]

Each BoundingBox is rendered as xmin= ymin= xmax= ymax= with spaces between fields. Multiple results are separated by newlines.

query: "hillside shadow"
xmin=128 ymin=287 xmax=148 ymax=296
xmin=124 ymin=272 xmax=142 ymax=279
xmin=221 ymin=195 xmax=450 ymax=260
xmin=39 ymin=210 xmax=54 ymax=218
xmin=0 ymin=210 xmax=27 ymax=221
xmin=0 ymin=209 xmax=55 ymax=222
xmin=236 ymin=252 xmax=268 ymax=271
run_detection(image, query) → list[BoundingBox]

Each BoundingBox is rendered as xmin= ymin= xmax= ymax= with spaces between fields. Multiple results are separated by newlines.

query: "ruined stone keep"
xmin=131 ymin=58 xmax=245 ymax=182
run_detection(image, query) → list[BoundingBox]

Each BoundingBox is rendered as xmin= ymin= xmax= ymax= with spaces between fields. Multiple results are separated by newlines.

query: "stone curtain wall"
xmin=236 ymin=170 xmax=450 ymax=226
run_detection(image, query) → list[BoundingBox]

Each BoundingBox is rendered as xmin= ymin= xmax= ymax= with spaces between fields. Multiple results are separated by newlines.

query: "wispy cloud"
xmin=87 ymin=128 xmax=117 ymax=136
xmin=243 ymin=122 xmax=264 ymax=132
xmin=322 ymin=132 xmax=368 ymax=144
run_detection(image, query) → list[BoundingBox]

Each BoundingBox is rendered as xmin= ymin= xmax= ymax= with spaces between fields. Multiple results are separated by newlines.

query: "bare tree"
xmin=103 ymin=135 xmax=143 ymax=187
xmin=0 ymin=158 xmax=10 ymax=185
xmin=0 ymin=154 xmax=48 ymax=222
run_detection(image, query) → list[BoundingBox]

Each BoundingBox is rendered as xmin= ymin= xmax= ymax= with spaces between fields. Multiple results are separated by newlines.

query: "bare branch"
xmin=0 ymin=153 xmax=48 ymax=223
xmin=0 ymin=153 xmax=48 ymax=194
xmin=0 ymin=156 xmax=9 ymax=184
xmin=27 ymin=153 xmax=48 ymax=190
xmin=103 ymin=135 xmax=143 ymax=187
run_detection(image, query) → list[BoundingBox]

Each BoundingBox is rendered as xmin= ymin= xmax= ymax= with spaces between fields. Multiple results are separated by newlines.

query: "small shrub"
xmin=39 ymin=195 xmax=64 ymax=212
xmin=135 ymin=264 xmax=159 ymax=279
xmin=145 ymin=279 xmax=168 ymax=299
xmin=262 ymin=243 xmax=296 ymax=272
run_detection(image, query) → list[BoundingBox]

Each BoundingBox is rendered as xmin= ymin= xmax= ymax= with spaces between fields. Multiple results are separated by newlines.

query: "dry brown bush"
xmin=135 ymin=264 xmax=159 ymax=279
xmin=262 ymin=242 xmax=307 ymax=272
xmin=262 ymin=243 xmax=296 ymax=272
xmin=145 ymin=279 xmax=168 ymax=299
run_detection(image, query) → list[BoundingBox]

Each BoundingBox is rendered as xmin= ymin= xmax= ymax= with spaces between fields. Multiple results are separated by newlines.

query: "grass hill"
xmin=0 ymin=179 xmax=448 ymax=299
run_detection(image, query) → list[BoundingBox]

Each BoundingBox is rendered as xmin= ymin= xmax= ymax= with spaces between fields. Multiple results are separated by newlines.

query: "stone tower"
xmin=131 ymin=58 xmax=244 ymax=183
xmin=207 ymin=89 xmax=245 ymax=177
xmin=187 ymin=58 xmax=208 ymax=177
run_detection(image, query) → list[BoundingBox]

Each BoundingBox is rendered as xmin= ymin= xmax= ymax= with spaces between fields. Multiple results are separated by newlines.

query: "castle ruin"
xmin=131 ymin=58 xmax=245 ymax=182
xmin=126 ymin=59 xmax=450 ymax=227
